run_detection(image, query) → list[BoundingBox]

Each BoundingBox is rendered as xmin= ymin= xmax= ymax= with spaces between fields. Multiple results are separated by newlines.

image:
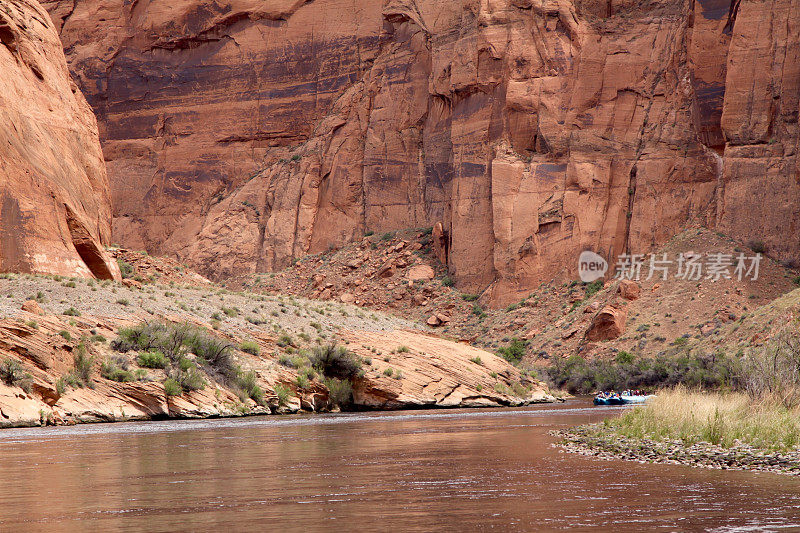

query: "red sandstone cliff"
xmin=0 ymin=0 xmax=119 ymax=280
xmin=44 ymin=0 xmax=799 ymax=303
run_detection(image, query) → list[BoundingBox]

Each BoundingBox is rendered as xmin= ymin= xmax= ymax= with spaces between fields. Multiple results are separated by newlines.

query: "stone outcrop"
xmin=342 ymin=329 xmax=555 ymax=409
xmin=584 ymin=303 xmax=627 ymax=342
xmin=44 ymin=0 xmax=799 ymax=303
xmin=0 ymin=0 xmax=118 ymax=280
xmin=0 ymin=274 xmax=554 ymax=427
xmin=618 ymin=280 xmax=641 ymax=301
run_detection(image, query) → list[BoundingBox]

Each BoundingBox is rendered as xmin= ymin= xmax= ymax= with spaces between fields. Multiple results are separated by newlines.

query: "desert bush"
xmin=163 ymin=378 xmax=181 ymax=397
xmin=0 ymin=358 xmax=32 ymax=391
xmin=497 ymin=338 xmax=527 ymax=364
xmin=295 ymin=374 xmax=309 ymax=390
xmin=742 ymin=327 xmax=800 ymax=408
xmin=101 ymin=356 xmax=135 ymax=382
xmin=544 ymin=350 xmax=742 ymax=394
xmin=175 ymin=367 xmax=206 ymax=392
xmin=308 ymin=344 xmax=361 ymax=379
xmin=137 ymin=350 xmax=168 ymax=369
xmin=277 ymin=334 xmax=295 ymax=348
xmin=112 ymin=321 xmax=234 ymax=378
xmin=273 ymin=383 xmax=291 ymax=406
xmin=240 ymin=341 xmax=261 ymax=356
xmin=63 ymin=307 xmax=81 ymax=317
xmin=235 ymin=369 xmax=264 ymax=404
xmin=323 ymin=377 xmax=353 ymax=408
xmin=584 ymin=279 xmax=603 ymax=298
xmin=117 ymin=258 xmax=134 ymax=279
xmin=72 ymin=342 xmax=95 ymax=387
xmin=56 ymin=374 xmax=80 ymax=395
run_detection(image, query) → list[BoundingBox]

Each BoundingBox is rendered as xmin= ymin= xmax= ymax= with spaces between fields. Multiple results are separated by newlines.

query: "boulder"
xmin=407 ymin=264 xmax=435 ymax=281
xmin=583 ymin=301 xmax=601 ymax=313
xmin=584 ymin=305 xmax=627 ymax=342
xmin=411 ymin=293 xmax=428 ymax=306
xmin=21 ymin=300 xmax=43 ymax=315
xmin=618 ymin=280 xmax=641 ymax=300
xmin=426 ymin=313 xmax=450 ymax=327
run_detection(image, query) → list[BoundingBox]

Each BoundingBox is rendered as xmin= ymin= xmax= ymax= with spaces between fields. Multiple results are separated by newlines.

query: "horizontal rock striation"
xmin=45 ymin=0 xmax=799 ymax=303
xmin=0 ymin=0 xmax=118 ymax=279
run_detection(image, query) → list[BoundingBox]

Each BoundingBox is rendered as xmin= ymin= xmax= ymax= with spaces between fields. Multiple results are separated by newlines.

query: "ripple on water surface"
xmin=1 ymin=400 xmax=799 ymax=531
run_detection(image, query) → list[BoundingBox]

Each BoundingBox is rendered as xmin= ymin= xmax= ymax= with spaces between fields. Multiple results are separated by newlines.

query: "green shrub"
xmin=118 ymin=259 xmax=134 ymax=279
xmin=461 ymin=294 xmax=479 ymax=302
xmin=308 ymin=344 xmax=362 ymax=379
xmin=470 ymin=356 xmax=483 ymax=365
xmin=163 ymin=378 xmax=181 ymax=397
xmin=397 ymin=345 xmax=409 ymax=353
xmin=236 ymin=369 xmax=264 ymax=404
xmin=112 ymin=321 xmax=234 ymax=377
xmin=584 ymin=279 xmax=604 ymax=298
xmin=116 ymin=298 xmax=130 ymax=306
xmin=24 ymin=320 xmax=38 ymax=329
xmin=277 ymin=334 xmax=294 ymax=348
xmin=58 ymin=330 xmax=71 ymax=341
xmin=101 ymin=357 xmax=135 ymax=382
xmin=240 ymin=341 xmax=261 ymax=356
xmin=383 ymin=367 xmax=394 ymax=377
xmin=441 ymin=276 xmax=454 ymax=287
xmin=0 ymin=359 xmax=32 ymax=391
xmin=63 ymin=307 xmax=81 ymax=317
xmin=137 ymin=350 xmax=168 ymax=369
xmin=56 ymin=374 xmax=80 ymax=395
xmin=497 ymin=338 xmax=527 ymax=364
xmin=323 ymin=377 xmax=353 ymax=408
xmin=544 ymin=350 xmax=742 ymax=395
xmin=295 ymin=374 xmax=309 ymax=390
xmin=72 ymin=343 xmax=94 ymax=387
xmin=274 ymin=383 xmax=291 ymax=406
xmin=615 ymin=350 xmax=634 ymax=365
xmin=176 ymin=368 xmax=206 ymax=392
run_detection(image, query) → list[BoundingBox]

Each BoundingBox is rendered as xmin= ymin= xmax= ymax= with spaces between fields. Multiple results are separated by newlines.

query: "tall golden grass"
xmin=603 ymin=386 xmax=800 ymax=452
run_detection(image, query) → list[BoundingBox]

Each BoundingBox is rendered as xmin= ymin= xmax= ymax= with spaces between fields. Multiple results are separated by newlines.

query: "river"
xmin=1 ymin=399 xmax=799 ymax=531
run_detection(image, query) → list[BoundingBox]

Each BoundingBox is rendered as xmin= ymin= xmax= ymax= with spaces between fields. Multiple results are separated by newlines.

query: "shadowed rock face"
xmin=0 ymin=0 xmax=118 ymax=280
xmin=44 ymin=0 xmax=799 ymax=303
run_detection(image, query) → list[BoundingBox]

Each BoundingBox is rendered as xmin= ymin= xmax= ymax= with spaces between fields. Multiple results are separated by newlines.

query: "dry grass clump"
xmin=604 ymin=386 xmax=800 ymax=451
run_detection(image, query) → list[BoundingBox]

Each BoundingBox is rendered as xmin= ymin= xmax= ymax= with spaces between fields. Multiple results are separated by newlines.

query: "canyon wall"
xmin=0 ymin=0 xmax=118 ymax=279
xmin=44 ymin=0 xmax=799 ymax=303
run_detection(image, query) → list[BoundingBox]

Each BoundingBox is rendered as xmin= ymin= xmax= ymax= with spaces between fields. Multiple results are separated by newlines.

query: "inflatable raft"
xmin=593 ymin=394 xmax=654 ymax=406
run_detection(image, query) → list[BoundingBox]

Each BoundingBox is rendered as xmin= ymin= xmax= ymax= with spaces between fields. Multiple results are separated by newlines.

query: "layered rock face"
xmin=0 ymin=0 xmax=118 ymax=279
xmin=45 ymin=0 xmax=799 ymax=303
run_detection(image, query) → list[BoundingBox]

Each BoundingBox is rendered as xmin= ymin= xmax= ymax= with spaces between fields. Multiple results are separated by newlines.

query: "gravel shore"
xmin=552 ymin=425 xmax=800 ymax=476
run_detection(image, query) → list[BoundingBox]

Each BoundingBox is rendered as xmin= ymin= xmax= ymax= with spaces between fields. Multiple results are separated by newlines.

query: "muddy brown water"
xmin=2 ymin=399 xmax=800 ymax=532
